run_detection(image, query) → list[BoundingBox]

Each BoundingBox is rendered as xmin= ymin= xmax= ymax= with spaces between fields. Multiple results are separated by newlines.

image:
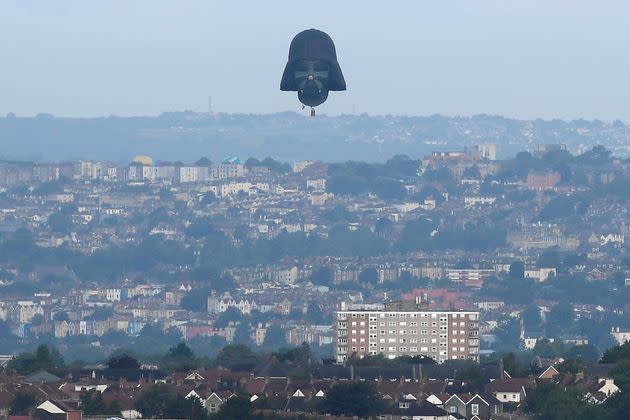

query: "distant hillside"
xmin=0 ymin=112 xmax=628 ymax=162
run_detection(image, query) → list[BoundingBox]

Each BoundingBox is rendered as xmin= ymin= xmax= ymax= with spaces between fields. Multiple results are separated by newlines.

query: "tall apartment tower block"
xmin=334 ymin=300 xmax=480 ymax=364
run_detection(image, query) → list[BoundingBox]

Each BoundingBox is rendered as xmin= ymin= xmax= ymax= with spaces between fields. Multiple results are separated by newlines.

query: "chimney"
xmin=418 ymin=363 xmax=423 ymax=382
xmin=350 ymin=364 xmax=355 ymax=382
xmin=499 ymin=357 xmax=505 ymax=379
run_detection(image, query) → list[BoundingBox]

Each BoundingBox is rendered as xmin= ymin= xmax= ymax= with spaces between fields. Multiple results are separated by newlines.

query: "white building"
xmin=476 ymin=144 xmax=497 ymax=161
xmin=178 ymin=166 xmax=209 ymax=183
xmin=106 ymin=289 xmax=121 ymax=302
xmin=334 ymin=306 xmax=480 ymax=364
xmin=464 ymin=196 xmax=496 ymax=208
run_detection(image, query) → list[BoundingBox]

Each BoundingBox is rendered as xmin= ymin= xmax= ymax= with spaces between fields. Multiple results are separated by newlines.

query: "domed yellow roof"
xmin=132 ymin=155 xmax=153 ymax=166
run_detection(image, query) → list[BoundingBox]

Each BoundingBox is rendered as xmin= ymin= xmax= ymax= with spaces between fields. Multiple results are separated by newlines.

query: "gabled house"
xmin=538 ymin=365 xmax=560 ymax=380
xmin=465 ymin=393 xmax=503 ymax=420
xmin=205 ymin=391 xmax=234 ymax=414
xmin=443 ymin=393 xmax=469 ymax=418
xmin=485 ymin=378 xmax=528 ymax=405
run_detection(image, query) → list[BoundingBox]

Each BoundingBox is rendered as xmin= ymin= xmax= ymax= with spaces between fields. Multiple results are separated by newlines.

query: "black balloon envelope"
xmin=281 ymin=29 xmax=346 ymax=113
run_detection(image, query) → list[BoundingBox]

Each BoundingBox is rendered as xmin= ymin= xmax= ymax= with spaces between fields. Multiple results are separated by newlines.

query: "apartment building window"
xmin=352 ymin=338 xmax=357 ymax=343
xmin=452 ymin=322 xmax=458 ymax=326
xmin=388 ymin=338 xmax=396 ymax=343
xmin=380 ymin=322 xmax=386 ymax=326
xmin=432 ymin=330 xmax=438 ymax=335
xmin=388 ymin=330 xmax=396 ymax=335
xmin=360 ymin=338 xmax=365 ymax=343
xmin=410 ymin=314 xmax=417 ymax=318
xmin=360 ymin=347 xmax=365 ymax=351
xmin=379 ymin=314 xmax=385 ymax=318
xmin=399 ymin=330 xmax=407 ymax=335
xmin=421 ymin=330 xmax=428 ymax=335
xmin=379 ymin=338 xmax=385 ymax=343
xmin=360 ymin=314 xmax=365 ymax=318
xmin=421 ymin=322 xmax=428 ymax=326
xmin=351 ymin=330 xmax=356 ymax=334
xmin=420 ymin=338 xmax=427 ymax=343
xmin=452 ymin=347 xmax=457 ymax=352
xmin=410 ymin=346 xmax=418 ymax=352
xmin=452 ymin=339 xmax=457 ymax=343
xmin=432 ymin=322 xmax=437 ymax=326
xmin=352 ymin=347 xmax=357 ymax=351
xmin=411 ymin=330 xmax=418 ymax=335
xmin=380 ymin=330 xmax=385 ymax=334
xmin=352 ymin=314 xmax=357 ymax=318
xmin=389 ymin=314 xmax=396 ymax=318
xmin=421 ymin=347 xmax=428 ymax=352
xmin=399 ymin=347 xmax=407 ymax=352
xmin=360 ymin=330 xmax=365 ymax=334
xmin=360 ymin=321 xmax=365 ymax=326
xmin=380 ymin=347 xmax=385 ymax=351
xmin=399 ymin=321 xmax=407 ymax=326
xmin=388 ymin=347 xmax=396 ymax=352
xmin=460 ymin=347 xmax=465 ymax=352
xmin=351 ymin=321 xmax=356 ymax=326
xmin=410 ymin=338 xmax=418 ymax=343
xmin=400 ymin=314 xmax=407 ymax=318
xmin=410 ymin=322 xmax=418 ymax=327
xmin=389 ymin=322 xmax=396 ymax=326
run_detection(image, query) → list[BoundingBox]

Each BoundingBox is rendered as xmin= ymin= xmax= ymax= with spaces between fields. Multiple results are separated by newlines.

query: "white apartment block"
xmin=211 ymin=164 xmax=247 ymax=179
xmin=178 ymin=166 xmax=209 ymax=183
xmin=334 ymin=308 xmax=480 ymax=364
xmin=476 ymin=144 xmax=497 ymax=161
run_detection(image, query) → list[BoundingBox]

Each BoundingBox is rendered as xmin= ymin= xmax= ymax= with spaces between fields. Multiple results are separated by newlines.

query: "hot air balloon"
xmin=281 ymin=29 xmax=346 ymax=116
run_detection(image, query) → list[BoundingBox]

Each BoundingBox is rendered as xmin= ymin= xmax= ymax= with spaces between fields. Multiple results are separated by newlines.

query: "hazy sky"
xmin=2 ymin=1 xmax=630 ymax=121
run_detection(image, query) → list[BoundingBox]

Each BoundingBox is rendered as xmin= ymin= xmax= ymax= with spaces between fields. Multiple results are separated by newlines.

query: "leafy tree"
xmin=53 ymin=311 xmax=70 ymax=322
xmin=310 ymin=266 xmax=334 ymax=287
xmin=107 ymin=353 xmax=140 ymax=370
xmin=180 ymin=288 xmax=211 ymax=312
xmin=557 ymin=357 xmax=587 ymax=374
xmin=566 ymin=344 xmax=600 ymax=362
xmin=521 ymin=305 xmax=542 ymax=329
xmin=547 ymin=301 xmax=574 ymax=335
xmin=195 ymin=157 xmax=212 ymax=166
xmin=214 ymin=307 xmax=243 ymax=329
xmin=48 ymin=211 xmax=73 ymax=233
xmin=602 ymin=342 xmax=630 ymax=363
xmin=371 ymin=176 xmax=406 ymax=200
xmin=262 ymin=325 xmax=287 ymax=350
xmin=6 ymin=345 xmax=64 ymax=374
xmin=358 ymin=267 xmax=379 ymax=285
xmin=501 ymin=352 xmax=526 ymax=377
xmin=215 ymin=344 xmax=259 ymax=371
xmin=9 ymin=392 xmax=36 ymax=415
xmin=211 ymin=394 xmax=256 ymax=420
xmin=31 ymin=314 xmax=45 ymax=326
xmin=509 ymin=260 xmax=525 ymax=279
xmin=233 ymin=322 xmax=253 ymax=347
xmin=321 ymin=382 xmax=383 ymax=417
xmin=80 ymin=391 xmax=112 ymax=415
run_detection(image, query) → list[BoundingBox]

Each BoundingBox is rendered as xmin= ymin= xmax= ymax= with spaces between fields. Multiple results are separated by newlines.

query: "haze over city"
xmin=3 ymin=1 xmax=630 ymax=120
xmin=1 ymin=2 xmax=629 ymax=420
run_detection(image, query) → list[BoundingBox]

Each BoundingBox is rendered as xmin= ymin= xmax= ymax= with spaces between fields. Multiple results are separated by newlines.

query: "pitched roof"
xmin=24 ymin=371 xmax=61 ymax=383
